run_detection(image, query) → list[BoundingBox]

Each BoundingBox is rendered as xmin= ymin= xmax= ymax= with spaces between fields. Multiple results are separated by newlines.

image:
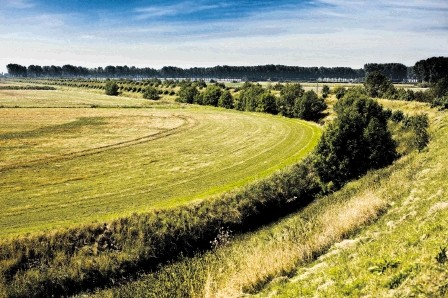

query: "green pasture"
xmin=0 ymin=89 xmax=321 ymax=238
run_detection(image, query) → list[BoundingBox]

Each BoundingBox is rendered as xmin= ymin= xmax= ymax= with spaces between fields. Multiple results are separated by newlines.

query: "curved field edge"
xmin=85 ymin=101 xmax=447 ymax=297
xmin=0 ymin=114 xmax=322 ymax=297
xmin=0 ymin=107 xmax=321 ymax=238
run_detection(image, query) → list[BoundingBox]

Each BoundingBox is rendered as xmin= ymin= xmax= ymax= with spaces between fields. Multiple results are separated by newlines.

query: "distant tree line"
xmin=6 ymin=57 xmax=445 ymax=82
xmin=6 ymin=63 xmax=364 ymax=81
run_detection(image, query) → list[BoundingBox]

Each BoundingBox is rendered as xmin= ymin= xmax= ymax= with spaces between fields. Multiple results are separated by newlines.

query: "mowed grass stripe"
xmin=0 ymin=108 xmax=321 ymax=237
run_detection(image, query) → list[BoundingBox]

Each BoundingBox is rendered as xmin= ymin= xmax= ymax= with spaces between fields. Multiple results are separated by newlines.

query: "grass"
xmin=85 ymin=99 xmax=446 ymax=297
xmin=0 ymin=89 xmax=321 ymax=238
xmin=255 ymin=100 xmax=448 ymax=297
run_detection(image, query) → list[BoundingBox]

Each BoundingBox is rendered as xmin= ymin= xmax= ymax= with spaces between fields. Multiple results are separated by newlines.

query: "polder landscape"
xmin=1 ymin=1 xmax=447 ymax=298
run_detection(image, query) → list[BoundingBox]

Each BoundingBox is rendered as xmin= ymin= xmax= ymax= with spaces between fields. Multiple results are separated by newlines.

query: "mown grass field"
xmin=0 ymin=88 xmax=321 ymax=238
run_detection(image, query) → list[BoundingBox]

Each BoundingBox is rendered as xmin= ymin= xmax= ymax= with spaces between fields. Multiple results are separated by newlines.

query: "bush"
xmin=321 ymin=85 xmax=330 ymax=98
xmin=314 ymin=92 xmax=397 ymax=187
xmin=278 ymin=83 xmax=304 ymax=117
xmin=202 ymin=85 xmax=222 ymax=107
xmin=403 ymin=114 xmax=430 ymax=151
xmin=364 ymin=71 xmax=395 ymax=98
xmin=391 ymin=110 xmax=404 ymax=122
xmin=176 ymin=85 xmax=199 ymax=104
xmin=218 ymin=90 xmax=234 ymax=109
xmin=333 ymin=85 xmax=346 ymax=100
xmin=294 ymin=90 xmax=327 ymax=121
xmin=256 ymin=92 xmax=278 ymax=114
xmin=143 ymin=86 xmax=160 ymax=100
xmin=104 ymin=80 xmax=119 ymax=96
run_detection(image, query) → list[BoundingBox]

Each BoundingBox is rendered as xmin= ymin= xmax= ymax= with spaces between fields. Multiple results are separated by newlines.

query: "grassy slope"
xmin=88 ymin=100 xmax=446 ymax=298
xmin=0 ymin=89 xmax=321 ymax=238
xmin=257 ymin=100 xmax=448 ymax=297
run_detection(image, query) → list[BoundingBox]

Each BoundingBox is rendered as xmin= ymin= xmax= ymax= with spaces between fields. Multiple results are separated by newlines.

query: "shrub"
xmin=404 ymin=114 xmax=430 ymax=151
xmin=294 ymin=90 xmax=327 ymax=121
xmin=143 ymin=86 xmax=160 ymax=100
xmin=256 ymin=92 xmax=277 ymax=114
xmin=218 ymin=90 xmax=234 ymax=109
xmin=321 ymin=85 xmax=330 ymax=98
xmin=202 ymin=85 xmax=222 ymax=107
xmin=104 ymin=80 xmax=119 ymax=96
xmin=333 ymin=85 xmax=346 ymax=99
xmin=278 ymin=83 xmax=304 ymax=117
xmin=314 ymin=92 xmax=397 ymax=187
xmin=390 ymin=110 xmax=404 ymax=122
xmin=176 ymin=85 xmax=199 ymax=104
xmin=364 ymin=71 xmax=395 ymax=98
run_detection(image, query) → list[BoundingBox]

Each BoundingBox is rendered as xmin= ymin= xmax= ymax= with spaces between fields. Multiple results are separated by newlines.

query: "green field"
xmin=0 ymin=88 xmax=321 ymax=238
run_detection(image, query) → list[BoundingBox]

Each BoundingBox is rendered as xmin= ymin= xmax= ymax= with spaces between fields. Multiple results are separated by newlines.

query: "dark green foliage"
xmin=256 ymin=92 xmax=277 ymax=114
xmin=436 ymin=247 xmax=447 ymax=264
xmin=238 ymin=83 xmax=264 ymax=112
xmin=321 ymin=85 xmax=330 ymax=98
xmin=314 ymin=92 xmax=397 ymax=187
xmin=104 ymin=80 xmax=119 ymax=96
xmin=403 ymin=114 xmax=430 ymax=151
xmin=143 ymin=86 xmax=160 ymax=100
xmin=202 ymin=85 xmax=222 ymax=107
xmin=364 ymin=71 xmax=395 ymax=98
xmin=273 ymin=82 xmax=283 ymax=91
xmin=391 ymin=110 xmax=404 ymax=123
xmin=278 ymin=83 xmax=304 ymax=117
xmin=0 ymin=158 xmax=322 ymax=298
xmin=364 ymin=63 xmax=408 ymax=81
xmin=414 ymin=56 xmax=448 ymax=83
xmin=218 ymin=90 xmax=234 ymax=109
xmin=333 ymin=86 xmax=346 ymax=99
xmin=430 ymin=77 xmax=448 ymax=99
xmin=176 ymin=85 xmax=199 ymax=104
xmin=294 ymin=90 xmax=327 ymax=121
xmin=432 ymin=96 xmax=448 ymax=110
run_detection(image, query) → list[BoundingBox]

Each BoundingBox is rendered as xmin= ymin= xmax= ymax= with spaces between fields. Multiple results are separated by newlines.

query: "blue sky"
xmin=0 ymin=0 xmax=447 ymax=72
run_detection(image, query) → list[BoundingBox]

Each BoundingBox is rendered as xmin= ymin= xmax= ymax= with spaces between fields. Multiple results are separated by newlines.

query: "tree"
xmin=333 ymin=85 xmax=346 ymax=99
xmin=256 ymin=92 xmax=278 ymax=114
xmin=202 ymin=85 xmax=222 ymax=106
xmin=314 ymin=92 xmax=397 ymax=187
xmin=364 ymin=71 xmax=395 ymax=98
xmin=414 ymin=57 xmax=448 ymax=83
xmin=143 ymin=86 xmax=160 ymax=100
xmin=176 ymin=85 xmax=199 ymax=104
xmin=6 ymin=63 xmax=27 ymax=77
xmin=321 ymin=85 xmax=330 ymax=98
xmin=294 ymin=90 xmax=327 ymax=121
xmin=238 ymin=83 xmax=264 ymax=112
xmin=105 ymin=80 xmax=119 ymax=96
xmin=218 ymin=90 xmax=234 ymax=109
xmin=278 ymin=83 xmax=304 ymax=117
xmin=430 ymin=77 xmax=448 ymax=98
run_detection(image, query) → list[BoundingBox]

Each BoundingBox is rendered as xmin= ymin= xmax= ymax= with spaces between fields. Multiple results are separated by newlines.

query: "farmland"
xmin=0 ymin=74 xmax=445 ymax=298
xmin=0 ymin=86 xmax=321 ymax=238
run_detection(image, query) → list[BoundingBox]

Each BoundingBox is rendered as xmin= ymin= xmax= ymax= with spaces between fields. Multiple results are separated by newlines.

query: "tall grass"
xmin=0 ymin=157 xmax=321 ymax=297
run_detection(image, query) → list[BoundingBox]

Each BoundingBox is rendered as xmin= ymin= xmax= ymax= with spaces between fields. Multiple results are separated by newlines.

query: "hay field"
xmin=0 ymin=89 xmax=321 ymax=238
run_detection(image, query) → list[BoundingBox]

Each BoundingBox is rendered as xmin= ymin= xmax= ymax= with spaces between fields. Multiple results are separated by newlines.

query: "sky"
xmin=0 ymin=0 xmax=447 ymax=73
